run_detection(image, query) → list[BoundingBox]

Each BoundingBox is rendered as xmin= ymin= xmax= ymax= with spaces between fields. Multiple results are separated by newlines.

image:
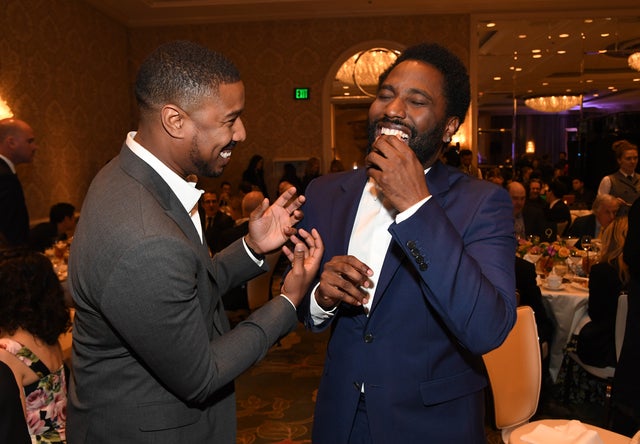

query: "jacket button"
xmin=364 ymin=333 xmax=374 ymax=343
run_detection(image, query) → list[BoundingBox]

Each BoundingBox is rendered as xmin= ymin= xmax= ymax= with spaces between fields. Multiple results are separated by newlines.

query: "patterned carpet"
xmin=232 ymin=319 xmax=506 ymax=444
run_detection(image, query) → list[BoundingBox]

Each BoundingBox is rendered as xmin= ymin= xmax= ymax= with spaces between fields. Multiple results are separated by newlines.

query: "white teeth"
xmin=220 ymin=151 xmax=232 ymax=159
xmin=380 ymin=127 xmax=409 ymax=141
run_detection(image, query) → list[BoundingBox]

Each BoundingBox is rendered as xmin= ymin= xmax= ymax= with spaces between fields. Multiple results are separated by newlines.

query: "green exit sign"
xmin=294 ymin=88 xmax=310 ymax=100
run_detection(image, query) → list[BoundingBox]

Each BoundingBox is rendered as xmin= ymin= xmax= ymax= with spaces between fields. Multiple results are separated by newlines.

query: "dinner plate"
xmin=543 ymin=284 xmax=565 ymax=291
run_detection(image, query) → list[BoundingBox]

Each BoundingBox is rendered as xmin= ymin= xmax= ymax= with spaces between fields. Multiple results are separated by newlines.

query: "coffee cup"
xmin=546 ymin=274 xmax=562 ymax=290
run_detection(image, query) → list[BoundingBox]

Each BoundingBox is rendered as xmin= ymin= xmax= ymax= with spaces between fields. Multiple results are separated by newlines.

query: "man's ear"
xmin=442 ymin=116 xmax=460 ymax=143
xmin=161 ymin=104 xmax=186 ymax=139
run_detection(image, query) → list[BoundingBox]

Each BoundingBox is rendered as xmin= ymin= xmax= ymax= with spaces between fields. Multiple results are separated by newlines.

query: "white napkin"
xmin=520 ymin=420 xmax=604 ymax=444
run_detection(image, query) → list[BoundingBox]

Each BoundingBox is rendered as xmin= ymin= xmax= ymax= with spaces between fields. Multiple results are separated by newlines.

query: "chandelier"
xmin=0 ymin=97 xmax=13 ymax=120
xmin=524 ymin=95 xmax=582 ymax=113
xmin=628 ymin=52 xmax=640 ymax=72
xmin=335 ymin=48 xmax=400 ymax=97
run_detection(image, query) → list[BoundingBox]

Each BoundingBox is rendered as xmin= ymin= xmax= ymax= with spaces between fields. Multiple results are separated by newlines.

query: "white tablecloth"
xmin=539 ymin=283 xmax=589 ymax=381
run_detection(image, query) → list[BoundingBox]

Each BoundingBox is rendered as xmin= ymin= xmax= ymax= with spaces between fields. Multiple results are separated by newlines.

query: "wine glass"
xmin=581 ymin=235 xmax=593 ymax=276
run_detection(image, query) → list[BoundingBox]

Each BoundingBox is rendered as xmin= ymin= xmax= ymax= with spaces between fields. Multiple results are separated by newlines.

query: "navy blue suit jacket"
xmin=296 ymin=162 xmax=516 ymax=443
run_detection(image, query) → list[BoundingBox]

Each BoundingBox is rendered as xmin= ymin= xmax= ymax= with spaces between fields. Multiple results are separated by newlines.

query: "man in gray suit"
xmin=67 ymin=40 xmax=323 ymax=443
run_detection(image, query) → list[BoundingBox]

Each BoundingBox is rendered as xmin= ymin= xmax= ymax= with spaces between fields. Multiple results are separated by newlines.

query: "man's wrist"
xmin=243 ymin=236 xmax=265 ymax=260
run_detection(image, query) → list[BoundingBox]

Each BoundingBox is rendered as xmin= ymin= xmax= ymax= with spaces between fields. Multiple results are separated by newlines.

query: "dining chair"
xmin=483 ymin=306 xmax=631 ymax=444
xmin=563 ymin=292 xmax=628 ymax=424
xmin=246 ymin=251 xmax=281 ymax=310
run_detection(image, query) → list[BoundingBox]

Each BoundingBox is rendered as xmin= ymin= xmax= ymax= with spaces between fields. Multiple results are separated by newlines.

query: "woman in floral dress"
xmin=0 ymin=247 xmax=72 ymax=443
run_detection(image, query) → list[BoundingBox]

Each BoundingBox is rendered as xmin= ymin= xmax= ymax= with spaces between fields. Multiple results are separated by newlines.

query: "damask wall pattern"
xmin=0 ymin=0 xmax=130 ymax=222
xmin=2 ymin=0 xmax=469 ymax=219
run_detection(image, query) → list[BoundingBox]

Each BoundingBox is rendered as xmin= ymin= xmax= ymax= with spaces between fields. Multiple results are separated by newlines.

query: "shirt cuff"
xmin=309 ymin=283 xmax=337 ymax=325
xmin=242 ymin=238 xmax=265 ymax=267
xmin=396 ymin=195 xmax=431 ymax=223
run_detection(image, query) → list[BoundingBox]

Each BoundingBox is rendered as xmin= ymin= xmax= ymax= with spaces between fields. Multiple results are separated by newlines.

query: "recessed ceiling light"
xmin=559 ymin=34 xmax=569 ymax=38
xmin=608 ymin=86 xmax=615 ymax=90
xmin=634 ymin=78 xmax=640 ymax=82
xmin=518 ymin=34 xmax=527 ymax=39
xmin=601 ymin=33 xmax=610 ymax=37
xmin=584 ymin=19 xmax=593 ymax=24
xmin=486 ymin=22 xmax=496 ymax=28
xmin=493 ymin=76 xmax=501 ymax=81
xmin=531 ymin=49 xmax=541 ymax=53
xmin=533 ymin=54 xmax=542 ymax=59
xmin=515 ymin=68 xmax=522 ymax=72
xmin=557 ymin=50 xmax=566 ymax=54
xmin=586 ymin=79 xmax=593 ymax=83
xmin=542 ymin=82 xmax=549 ymax=86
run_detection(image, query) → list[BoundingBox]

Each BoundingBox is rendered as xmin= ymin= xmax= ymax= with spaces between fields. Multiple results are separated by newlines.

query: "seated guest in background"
xmin=576 ymin=216 xmax=629 ymax=368
xmin=485 ymin=167 xmax=505 ymax=188
xmin=329 ymin=158 xmax=345 ymax=173
xmin=545 ymin=179 xmax=571 ymax=237
xmin=515 ymin=256 xmax=554 ymax=385
xmin=215 ymin=191 xmax=267 ymax=312
xmin=526 ymin=178 xmax=548 ymax=210
xmin=0 ymin=247 xmax=72 ymax=443
xmin=29 ymin=202 xmax=76 ymax=252
xmin=570 ymin=176 xmax=596 ymax=210
xmin=215 ymin=191 xmax=265 ymax=253
xmin=509 ymin=181 xmax=556 ymax=242
xmin=201 ymin=190 xmax=235 ymax=254
xmin=0 ymin=361 xmax=30 ymax=444
xmin=612 ymin=197 xmax=640 ymax=436
xmin=566 ymin=193 xmax=620 ymax=248
xmin=458 ymin=148 xmax=482 ymax=179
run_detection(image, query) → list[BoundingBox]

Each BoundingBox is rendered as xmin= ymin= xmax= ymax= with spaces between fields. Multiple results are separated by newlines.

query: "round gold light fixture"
xmin=628 ymin=52 xmax=640 ymax=71
xmin=524 ymin=95 xmax=582 ymax=113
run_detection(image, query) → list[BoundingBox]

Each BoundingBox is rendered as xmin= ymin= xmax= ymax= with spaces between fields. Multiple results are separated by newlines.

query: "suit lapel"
xmin=118 ymin=146 xmax=227 ymax=332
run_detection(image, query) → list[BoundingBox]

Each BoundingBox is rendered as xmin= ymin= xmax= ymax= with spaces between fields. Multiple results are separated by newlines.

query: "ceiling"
xmin=81 ymin=0 xmax=640 ymax=114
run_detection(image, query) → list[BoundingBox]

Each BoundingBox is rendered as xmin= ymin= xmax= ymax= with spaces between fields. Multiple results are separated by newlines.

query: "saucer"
xmin=543 ymin=283 xmax=565 ymax=291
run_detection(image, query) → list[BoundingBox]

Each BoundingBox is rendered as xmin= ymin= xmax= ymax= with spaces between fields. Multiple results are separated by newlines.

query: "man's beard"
xmin=189 ymin=136 xmax=232 ymax=178
xmin=367 ymin=118 xmax=447 ymax=166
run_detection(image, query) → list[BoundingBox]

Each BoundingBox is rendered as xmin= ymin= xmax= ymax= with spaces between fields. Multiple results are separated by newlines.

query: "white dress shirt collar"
xmin=0 ymin=154 xmax=16 ymax=173
xmin=126 ymin=131 xmax=204 ymax=240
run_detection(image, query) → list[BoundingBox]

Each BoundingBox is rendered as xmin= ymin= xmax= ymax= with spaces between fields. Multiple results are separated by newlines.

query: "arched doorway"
xmin=322 ymin=41 xmax=405 ymax=172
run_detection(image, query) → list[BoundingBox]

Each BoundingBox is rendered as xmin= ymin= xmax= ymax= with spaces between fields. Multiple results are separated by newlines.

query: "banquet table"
xmin=538 ymin=279 xmax=590 ymax=382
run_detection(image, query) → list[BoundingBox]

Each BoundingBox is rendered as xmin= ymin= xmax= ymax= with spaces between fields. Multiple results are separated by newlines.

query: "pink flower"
xmin=26 ymin=411 xmax=48 ymax=436
xmin=25 ymin=390 xmax=48 ymax=411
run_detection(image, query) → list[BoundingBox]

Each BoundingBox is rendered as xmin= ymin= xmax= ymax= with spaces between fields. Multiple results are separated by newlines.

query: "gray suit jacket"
xmin=67 ymin=145 xmax=297 ymax=443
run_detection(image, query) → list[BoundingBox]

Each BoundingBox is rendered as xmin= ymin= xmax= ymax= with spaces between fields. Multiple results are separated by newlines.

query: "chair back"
xmin=247 ymin=252 xmax=281 ymax=310
xmin=483 ymin=306 xmax=541 ymax=432
xmin=614 ymin=292 xmax=628 ymax=361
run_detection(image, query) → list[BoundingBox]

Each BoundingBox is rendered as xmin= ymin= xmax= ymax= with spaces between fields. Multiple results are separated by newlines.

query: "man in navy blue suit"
xmin=293 ymin=43 xmax=516 ymax=443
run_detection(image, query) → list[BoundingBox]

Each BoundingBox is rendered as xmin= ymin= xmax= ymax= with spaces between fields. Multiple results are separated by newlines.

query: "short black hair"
xmin=135 ymin=40 xmax=241 ymax=113
xmin=49 ymin=202 xmax=75 ymax=224
xmin=378 ymin=43 xmax=471 ymax=124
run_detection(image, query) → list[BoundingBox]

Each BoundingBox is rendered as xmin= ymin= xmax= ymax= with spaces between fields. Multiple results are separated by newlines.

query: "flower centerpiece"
xmin=517 ymin=239 xmax=579 ymax=275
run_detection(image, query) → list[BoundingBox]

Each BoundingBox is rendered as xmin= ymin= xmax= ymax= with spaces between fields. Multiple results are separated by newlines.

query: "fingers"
xmin=249 ymin=197 xmax=270 ymax=220
xmin=315 ymin=255 xmax=373 ymax=309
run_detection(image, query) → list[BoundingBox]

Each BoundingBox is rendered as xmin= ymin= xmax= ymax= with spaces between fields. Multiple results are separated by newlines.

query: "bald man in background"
xmin=0 ymin=118 xmax=38 ymax=246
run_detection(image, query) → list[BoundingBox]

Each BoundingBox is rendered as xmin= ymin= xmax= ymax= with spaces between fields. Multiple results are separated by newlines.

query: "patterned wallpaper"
xmin=1 ymin=1 xmax=469 ymax=220
xmin=0 ymin=0 xmax=131 ymax=222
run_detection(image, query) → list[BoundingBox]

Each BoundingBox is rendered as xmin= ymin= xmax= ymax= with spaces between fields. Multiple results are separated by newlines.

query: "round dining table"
xmin=538 ymin=278 xmax=590 ymax=382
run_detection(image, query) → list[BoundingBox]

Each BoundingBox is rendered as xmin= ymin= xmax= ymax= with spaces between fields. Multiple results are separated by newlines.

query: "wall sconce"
xmin=526 ymin=140 xmax=535 ymax=153
xmin=0 ymin=96 xmax=14 ymax=120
